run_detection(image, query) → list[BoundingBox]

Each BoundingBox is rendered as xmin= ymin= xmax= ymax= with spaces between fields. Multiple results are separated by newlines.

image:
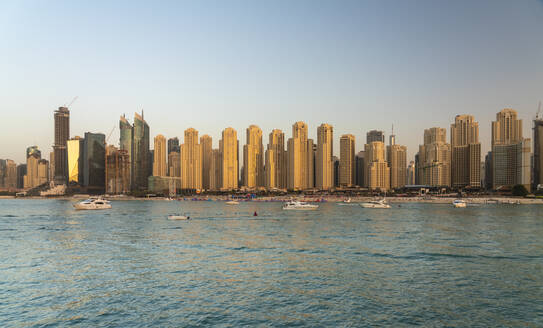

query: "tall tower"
xmin=243 ymin=125 xmax=264 ymax=188
xmin=265 ymin=129 xmax=286 ymax=189
xmin=316 ymin=123 xmax=333 ymax=190
xmin=53 ymin=106 xmax=70 ymax=185
xmin=339 ymin=134 xmax=355 ymax=186
xmin=153 ymin=134 xmax=167 ymax=177
xmin=418 ymin=127 xmax=451 ymax=187
xmin=119 ymin=115 xmax=133 ymax=189
xmin=364 ymin=141 xmax=390 ymax=191
xmin=451 ymin=115 xmax=481 ymax=188
xmin=287 ymin=121 xmax=312 ymax=190
xmin=132 ymin=112 xmax=150 ymax=190
xmin=200 ymin=134 xmax=212 ymax=190
xmin=181 ymin=128 xmax=202 ymax=190
xmin=491 ymin=109 xmax=530 ymax=191
xmin=220 ymin=127 xmax=238 ymax=190
xmin=533 ymin=107 xmax=543 ymax=190
xmin=366 ymin=130 xmax=384 ymax=144
xmin=387 ymin=138 xmax=407 ymax=190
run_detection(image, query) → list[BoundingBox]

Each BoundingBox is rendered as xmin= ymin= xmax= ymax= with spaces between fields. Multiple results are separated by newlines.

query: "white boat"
xmin=360 ymin=199 xmax=391 ymax=209
xmin=168 ymin=215 xmax=190 ymax=220
xmin=73 ymin=198 xmax=112 ymax=210
xmin=225 ymin=200 xmax=240 ymax=205
xmin=343 ymin=198 xmax=351 ymax=203
xmin=282 ymin=200 xmax=319 ymax=210
xmin=453 ymin=199 xmax=467 ymax=208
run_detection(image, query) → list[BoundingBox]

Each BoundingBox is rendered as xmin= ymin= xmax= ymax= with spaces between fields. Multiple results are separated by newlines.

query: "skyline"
xmin=1 ymin=0 xmax=543 ymax=163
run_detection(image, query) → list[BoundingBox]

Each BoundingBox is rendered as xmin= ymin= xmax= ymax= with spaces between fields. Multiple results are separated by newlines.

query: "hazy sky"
xmin=1 ymin=0 xmax=542 ymax=164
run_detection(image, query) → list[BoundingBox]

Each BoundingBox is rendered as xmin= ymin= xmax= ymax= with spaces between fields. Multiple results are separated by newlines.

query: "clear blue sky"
xmin=1 ymin=0 xmax=542 ymax=164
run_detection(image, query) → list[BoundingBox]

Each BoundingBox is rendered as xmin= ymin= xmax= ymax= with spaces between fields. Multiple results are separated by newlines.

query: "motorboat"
xmin=168 ymin=215 xmax=190 ymax=220
xmin=452 ymin=199 xmax=467 ymax=208
xmin=343 ymin=198 xmax=352 ymax=203
xmin=360 ymin=199 xmax=391 ymax=209
xmin=225 ymin=200 xmax=240 ymax=205
xmin=282 ymin=200 xmax=319 ymax=210
xmin=73 ymin=198 xmax=112 ymax=210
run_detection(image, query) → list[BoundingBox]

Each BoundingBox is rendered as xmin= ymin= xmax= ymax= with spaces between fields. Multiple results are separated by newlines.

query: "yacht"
xmin=73 ymin=198 xmax=112 ymax=210
xmin=168 ymin=215 xmax=190 ymax=220
xmin=282 ymin=200 xmax=319 ymax=210
xmin=360 ymin=199 xmax=391 ymax=209
xmin=452 ymin=199 xmax=467 ymax=208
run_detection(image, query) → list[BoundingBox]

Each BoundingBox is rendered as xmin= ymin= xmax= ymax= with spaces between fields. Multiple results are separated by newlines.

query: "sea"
xmin=1 ymin=199 xmax=542 ymax=327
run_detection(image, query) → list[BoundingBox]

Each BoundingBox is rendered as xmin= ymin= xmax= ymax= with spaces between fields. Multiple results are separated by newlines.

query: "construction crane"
xmin=106 ymin=125 xmax=116 ymax=145
xmin=63 ymin=96 xmax=78 ymax=108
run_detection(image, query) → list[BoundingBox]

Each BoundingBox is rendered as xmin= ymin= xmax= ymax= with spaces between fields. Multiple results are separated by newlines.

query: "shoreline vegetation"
xmin=1 ymin=195 xmax=543 ymax=205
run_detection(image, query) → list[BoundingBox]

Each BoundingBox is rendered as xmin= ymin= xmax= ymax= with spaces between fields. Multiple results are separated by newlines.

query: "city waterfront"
xmin=1 ymin=200 xmax=542 ymax=326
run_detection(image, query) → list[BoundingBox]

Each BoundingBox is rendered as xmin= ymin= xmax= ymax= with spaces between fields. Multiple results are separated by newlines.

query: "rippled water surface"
xmin=1 ymin=199 xmax=542 ymax=327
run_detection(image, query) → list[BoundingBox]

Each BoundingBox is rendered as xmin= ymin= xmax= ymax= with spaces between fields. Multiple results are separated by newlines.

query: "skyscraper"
xmin=5 ymin=160 xmax=17 ymax=189
xmin=105 ymin=145 xmax=130 ymax=194
xmin=287 ymin=122 xmax=312 ymax=190
xmin=37 ymin=159 xmax=49 ymax=186
xmin=209 ymin=149 xmax=222 ymax=190
xmin=364 ymin=141 xmax=390 ymax=191
xmin=339 ymin=134 xmax=355 ymax=186
xmin=153 ymin=134 xmax=167 ymax=177
xmin=83 ymin=132 xmax=106 ymax=192
xmin=119 ymin=115 xmax=133 ymax=188
xmin=491 ymin=109 xmax=531 ymax=191
xmin=407 ymin=161 xmax=416 ymax=185
xmin=24 ymin=146 xmax=41 ymax=189
xmin=355 ymin=151 xmax=365 ymax=187
xmin=418 ymin=127 xmax=451 ymax=187
xmin=387 ymin=132 xmax=407 ymax=190
xmin=366 ymin=130 xmax=384 ymax=144
xmin=451 ymin=115 xmax=481 ymax=189
xmin=132 ymin=112 xmax=150 ymax=190
xmin=17 ymin=164 xmax=26 ymax=189
xmin=168 ymin=151 xmax=181 ymax=177
xmin=53 ymin=106 xmax=70 ymax=185
xmin=316 ymin=123 xmax=333 ymax=190
xmin=243 ymin=125 xmax=264 ymax=188
xmin=168 ymin=137 xmax=180 ymax=154
xmin=220 ymin=127 xmax=238 ymax=190
xmin=200 ymin=135 xmax=212 ymax=190
xmin=265 ymin=129 xmax=286 ymax=189
xmin=181 ymin=128 xmax=202 ymax=190
xmin=533 ymin=115 xmax=543 ymax=190
xmin=67 ymin=137 xmax=84 ymax=184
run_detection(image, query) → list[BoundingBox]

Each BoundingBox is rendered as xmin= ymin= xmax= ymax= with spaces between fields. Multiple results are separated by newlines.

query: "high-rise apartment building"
xmin=387 ymin=131 xmax=407 ymax=189
xmin=168 ymin=137 xmax=180 ymax=154
xmin=220 ymin=127 xmax=238 ymax=190
xmin=209 ymin=149 xmax=222 ymax=190
xmin=168 ymin=151 xmax=181 ymax=178
xmin=418 ymin=127 xmax=451 ymax=187
xmin=355 ymin=151 xmax=365 ymax=187
xmin=181 ymin=128 xmax=202 ymax=190
xmin=200 ymin=135 xmax=212 ymax=190
xmin=366 ymin=130 xmax=384 ymax=144
xmin=132 ymin=112 xmax=150 ymax=190
xmin=339 ymin=134 xmax=356 ymax=187
xmin=533 ymin=116 xmax=543 ymax=190
xmin=364 ymin=141 xmax=390 ymax=191
xmin=53 ymin=106 xmax=70 ymax=185
xmin=119 ymin=115 xmax=133 ymax=188
xmin=265 ymin=129 xmax=286 ymax=189
xmin=5 ymin=160 xmax=17 ymax=189
xmin=287 ymin=122 xmax=313 ymax=190
xmin=491 ymin=109 xmax=531 ymax=191
xmin=407 ymin=161 xmax=416 ymax=185
xmin=153 ymin=134 xmax=167 ymax=177
xmin=17 ymin=164 xmax=27 ymax=189
xmin=67 ymin=137 xmax=84 ymax=184
xmin=24 ymin=146 xmax=41 ymax=189
xmin=315 ymin=124 xmax=333 ymax=190
xmin=243 ymin=125 xmax=264 ymax=188
xmin=451 ymin=115 xmax=481 ymax=189
xmin=83 ymin=132 xmax=106 ymax=191
xmin=105 ymin=145 xmax=130 ymax=194
xmin=37 ymin=159 xmax=49 ymax=186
